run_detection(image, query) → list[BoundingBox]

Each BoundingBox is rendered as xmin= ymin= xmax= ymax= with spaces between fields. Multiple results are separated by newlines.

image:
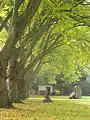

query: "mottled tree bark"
xmin=0 ymin=0 xmax=41 ymax=107
xmin=0 ymin=60 xmax=9 ymax=108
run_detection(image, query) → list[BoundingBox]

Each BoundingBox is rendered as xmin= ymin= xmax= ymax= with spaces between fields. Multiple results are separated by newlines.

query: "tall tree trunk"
xmin=18 ymin=69 xmax=27 ymax=100
xmin=0 ymin=60 xmax=9 ymax=108
xmin=9 ymin=80 xmax=19 ymax=103
xmin=0 ymin=0 xmax=41 ymax=107
xmin=18 ymin=79 xmax=27 ymax=100
xmin=8 ymin=48 xmax=19 ymax=103
xmin=9 ymin=69 xmax=26 ymax=103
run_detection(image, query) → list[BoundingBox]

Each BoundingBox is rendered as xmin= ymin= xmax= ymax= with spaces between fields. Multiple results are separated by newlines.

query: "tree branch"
xmin=17 ymin=0 xmax=41 ymax=31
xmin=0 ymin=0 xmax=24 ymax=32
xmin=0 ymin=16 xmax=9 ymax=33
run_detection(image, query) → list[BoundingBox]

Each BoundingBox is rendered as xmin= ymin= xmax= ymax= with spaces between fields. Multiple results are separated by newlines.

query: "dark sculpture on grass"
xmin=43 ymin=87 xmax=52 ymax=102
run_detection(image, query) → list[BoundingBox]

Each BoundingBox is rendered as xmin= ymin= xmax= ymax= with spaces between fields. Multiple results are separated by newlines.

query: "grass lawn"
xmin=29 ymin=95 xmax=90 ymax=100
xmin=29 ymin=95 xmax=69 ymax=99
xmin=0 ymin=96 xmax=90 ymax=120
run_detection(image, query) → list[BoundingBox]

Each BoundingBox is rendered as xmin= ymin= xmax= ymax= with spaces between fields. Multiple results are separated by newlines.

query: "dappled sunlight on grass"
xmin=0 ymin=99 xmax=90 ymax=120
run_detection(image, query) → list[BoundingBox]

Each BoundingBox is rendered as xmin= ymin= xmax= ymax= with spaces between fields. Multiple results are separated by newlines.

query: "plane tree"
xmin=8 ymin=0 xmax=90 ymax=102
xmin=0 ymin=0 xmax=90 ymax=107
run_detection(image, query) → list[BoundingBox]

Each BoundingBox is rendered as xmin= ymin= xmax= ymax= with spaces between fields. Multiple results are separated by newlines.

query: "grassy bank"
xmin=0 ymin=98 xmax=90 ymax=120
